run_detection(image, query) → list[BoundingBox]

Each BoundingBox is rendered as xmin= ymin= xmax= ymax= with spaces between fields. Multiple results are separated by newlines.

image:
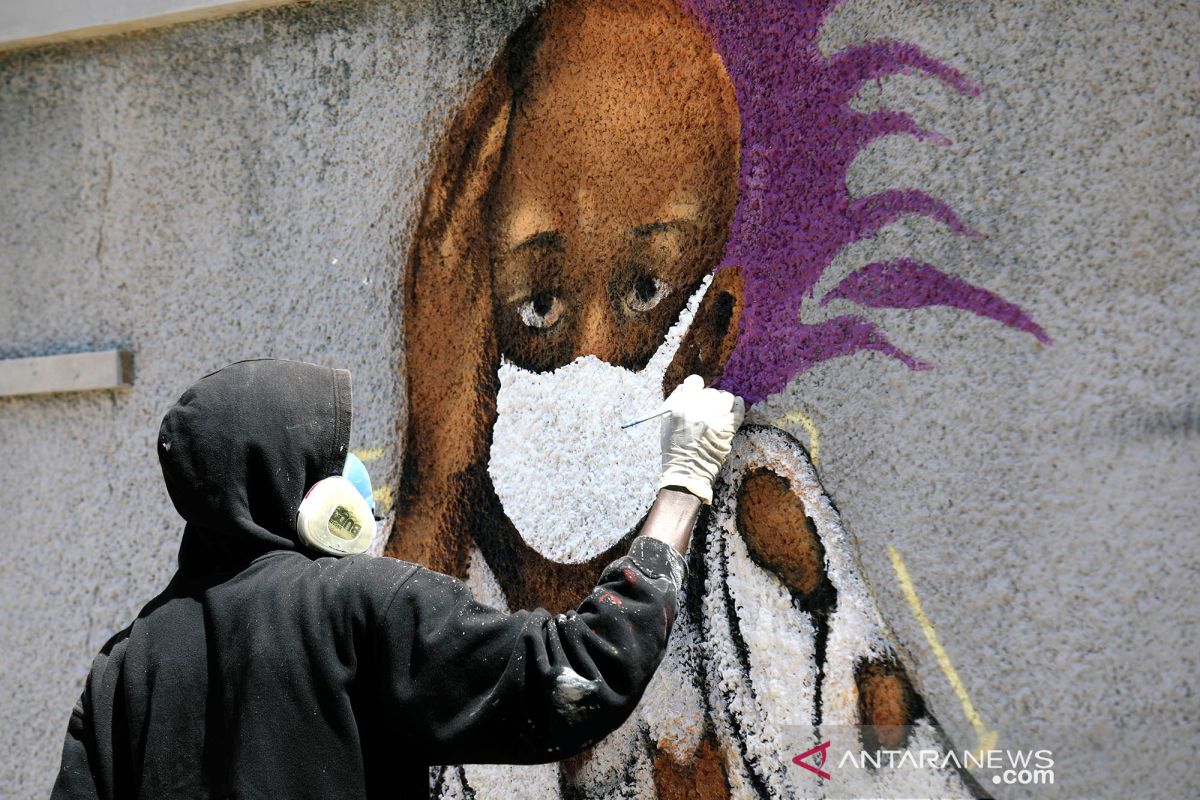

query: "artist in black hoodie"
xmin=50 ymin=358 xmax=743 ymax=799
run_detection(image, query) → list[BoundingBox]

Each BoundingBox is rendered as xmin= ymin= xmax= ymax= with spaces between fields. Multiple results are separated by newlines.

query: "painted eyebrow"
xmin=631 ymin=219 xmax=696 ymax=237
xmin=511 ymin=230 xmax=565 ymax=253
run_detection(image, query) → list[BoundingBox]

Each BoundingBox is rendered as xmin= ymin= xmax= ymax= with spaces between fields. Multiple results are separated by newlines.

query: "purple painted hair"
xmin=679 ymin=0 xmax=1049 ymax=403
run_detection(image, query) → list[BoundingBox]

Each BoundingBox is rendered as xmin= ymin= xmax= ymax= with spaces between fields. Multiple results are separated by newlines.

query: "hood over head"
xmin=158 ymin=359 xmax=353 ymax=570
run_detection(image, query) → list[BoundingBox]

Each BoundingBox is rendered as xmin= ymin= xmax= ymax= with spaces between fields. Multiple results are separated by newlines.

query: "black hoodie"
xmin=51 ymin=359 xmax=687 ymax=799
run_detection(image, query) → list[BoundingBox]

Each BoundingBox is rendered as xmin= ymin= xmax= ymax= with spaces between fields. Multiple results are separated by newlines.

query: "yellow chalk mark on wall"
xmin=888 ymin=545 xmax=998 ymax=755
xmin=769 ymin=410 xmax=820 ymax=464
xmin=372 ymin=485 xmax=394 ymax=514
xmin=353 ymin=448 xmax=386 ymax=462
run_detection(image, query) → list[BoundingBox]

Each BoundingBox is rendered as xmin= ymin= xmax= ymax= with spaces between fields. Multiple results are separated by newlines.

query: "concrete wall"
xmin=0 ymin=1 xmax=538 ymax=793
xmin=0 ymin=0 xmax=1194 ymax=797
xmin=0 ymin=0 xmax=296 ymax=51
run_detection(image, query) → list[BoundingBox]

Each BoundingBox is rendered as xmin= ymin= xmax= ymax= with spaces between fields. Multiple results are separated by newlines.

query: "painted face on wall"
xmin=390 ymin=0 xmax=745 ymax=599
xmin=395 ymin=0 xmax=1046 ymax=796
xmin=486 ymin=0 xmax=740 ymax=374
xmin=481 ymin=0 xmax=743 ymax=564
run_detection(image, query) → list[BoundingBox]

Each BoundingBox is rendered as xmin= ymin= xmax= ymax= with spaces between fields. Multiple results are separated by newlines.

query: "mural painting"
xmin=386 ymin=0 xmax=1049 ymax=797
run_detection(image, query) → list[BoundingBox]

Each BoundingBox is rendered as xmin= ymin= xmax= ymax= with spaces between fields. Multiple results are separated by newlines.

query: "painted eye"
xmin=625 ymin=274 xmax=671 ymax=313
xmin=517 ymin=291 xmax=565 ymax=329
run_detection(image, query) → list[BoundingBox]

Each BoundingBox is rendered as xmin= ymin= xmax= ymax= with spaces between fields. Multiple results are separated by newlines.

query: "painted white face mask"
xmin=489 ymin=275 xmax=713 ymax=563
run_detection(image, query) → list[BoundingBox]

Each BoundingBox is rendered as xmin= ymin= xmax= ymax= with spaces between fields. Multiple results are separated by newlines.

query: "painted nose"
xmin=574 ymin=295 xmax=621 ymax=363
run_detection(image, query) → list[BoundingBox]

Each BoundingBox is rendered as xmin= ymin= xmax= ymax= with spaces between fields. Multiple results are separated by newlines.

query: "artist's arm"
xmin=647 ymin=373 xmax=745 ymax=556
xmin=373 ymin=535 xmax=687 ymax=765
xmin=370 ymin=376 xmax=741 ymax=765
xmin=50 ymin=627 xmax=131 ymax=799
xmin=641 ymin=488 xmax=702 ymax=555
xmin=50 ymin=689 xmax=101 ymax=800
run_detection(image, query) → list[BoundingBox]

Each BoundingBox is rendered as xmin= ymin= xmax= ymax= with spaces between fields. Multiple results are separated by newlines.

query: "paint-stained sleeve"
xmin=374 ymin=536 xmax=687 ymax=765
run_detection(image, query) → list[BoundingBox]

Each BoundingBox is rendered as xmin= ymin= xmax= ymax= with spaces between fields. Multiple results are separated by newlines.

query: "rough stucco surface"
xmin=763 ymin=4 xmax=1198 ymax=798
xmin=0 ymin=1 xmax=540 ymax=794
xmin=0 ymin=1 xmax=1195 ymax=799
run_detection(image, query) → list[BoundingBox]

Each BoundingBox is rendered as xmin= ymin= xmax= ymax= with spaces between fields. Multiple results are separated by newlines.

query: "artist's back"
xmin=51 ymin=360 xmax=686 ymax=799
xmin=52 ymin=537 xmax=685 ymax=800
xmin=53 ymin=550 xmax=401 ymax=798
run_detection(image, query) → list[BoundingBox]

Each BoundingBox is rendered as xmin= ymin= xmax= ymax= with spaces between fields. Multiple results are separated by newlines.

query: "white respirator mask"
xmin=296 ymin=452 xmax=377 ymax=556
xmin=488 ymin=275 xmax=712 ymax=564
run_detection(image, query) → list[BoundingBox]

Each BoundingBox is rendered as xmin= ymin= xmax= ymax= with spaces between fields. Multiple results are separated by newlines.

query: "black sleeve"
xmin=49 ymin=694 xmax=101 ymax=800
xmin=374 ymin=536 xmax=687 ymax=765
xmin=50 ymin=625 xmax=131 ymax=800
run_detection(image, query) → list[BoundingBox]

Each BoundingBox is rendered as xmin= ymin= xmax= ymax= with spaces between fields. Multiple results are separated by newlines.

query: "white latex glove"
xmin=657 ymin=374 xmax=745 ymax=504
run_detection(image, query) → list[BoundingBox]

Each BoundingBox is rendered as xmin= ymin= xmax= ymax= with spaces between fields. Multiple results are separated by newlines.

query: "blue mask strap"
xmin=342 ymin=452 xmax=375 ymax=513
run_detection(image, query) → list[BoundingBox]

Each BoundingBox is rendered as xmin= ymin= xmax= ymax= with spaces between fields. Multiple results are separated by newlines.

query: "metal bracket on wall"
xmin=0 ymin=350 xmax=133 ymax=397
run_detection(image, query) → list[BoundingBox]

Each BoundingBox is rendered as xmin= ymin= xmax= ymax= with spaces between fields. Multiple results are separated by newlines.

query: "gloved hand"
xmin=657 ymin=374 xmax=745 ymax=504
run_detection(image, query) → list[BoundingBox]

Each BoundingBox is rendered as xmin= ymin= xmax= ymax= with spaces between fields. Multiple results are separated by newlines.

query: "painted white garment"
xmin=489 ymin=275 xmax=713 ymax=563
xmin=450 ymin=430 xmax=974 ymax=799
xmin=700 ymin=427 xmax=973 ymax=799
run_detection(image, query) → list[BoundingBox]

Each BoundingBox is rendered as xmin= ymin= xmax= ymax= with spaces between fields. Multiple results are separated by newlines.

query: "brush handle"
xmin=619 ymin=407 xmax=671 ymax=429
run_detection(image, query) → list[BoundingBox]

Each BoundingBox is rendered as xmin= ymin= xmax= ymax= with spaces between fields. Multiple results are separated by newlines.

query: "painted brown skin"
xmin=390 ymin=0 xmax=926 ymax=793
xmin=488 ymin=0 xmax=739 ymax=376
xmin=393 ymin=0 xmax=742 ymax=611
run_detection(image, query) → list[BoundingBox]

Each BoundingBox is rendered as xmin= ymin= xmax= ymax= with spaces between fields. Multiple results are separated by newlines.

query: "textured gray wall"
xmin=0 ymin=0 xmax=1195 ymax=798
xmin=0 ymin=1 xmax=538 ymax=794
xmin=779 ymin=4 xmax=1198 ymax=797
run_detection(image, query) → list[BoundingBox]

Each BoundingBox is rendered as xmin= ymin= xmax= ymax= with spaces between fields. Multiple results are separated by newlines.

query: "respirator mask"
xmin=488 ymin=275 xmax=712 ymax=563
xmin=296 ymin=452 xmax=377 ymax=556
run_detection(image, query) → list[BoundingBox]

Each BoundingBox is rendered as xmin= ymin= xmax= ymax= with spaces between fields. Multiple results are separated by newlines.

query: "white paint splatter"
xmin=553 ymin=666 xmax=601 ymax=721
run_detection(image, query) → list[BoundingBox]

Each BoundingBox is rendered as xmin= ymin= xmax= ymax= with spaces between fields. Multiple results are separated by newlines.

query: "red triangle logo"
xmin=792 ymin=740 xmax=832 ymax=780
